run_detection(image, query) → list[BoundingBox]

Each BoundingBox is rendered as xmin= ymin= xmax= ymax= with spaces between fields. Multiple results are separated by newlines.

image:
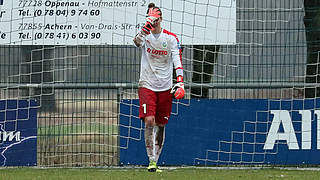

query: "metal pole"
xmin=0 ymin=82 xmax=319 ymax=89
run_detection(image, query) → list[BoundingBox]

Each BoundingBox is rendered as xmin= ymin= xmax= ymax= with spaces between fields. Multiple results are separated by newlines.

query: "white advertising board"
xmin=0 ymin=0 xmax=236 ymax=45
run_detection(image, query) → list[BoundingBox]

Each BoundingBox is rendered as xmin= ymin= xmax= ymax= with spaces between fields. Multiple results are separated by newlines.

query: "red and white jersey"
xmin=137 ymin=29 xmax=183 ymax=92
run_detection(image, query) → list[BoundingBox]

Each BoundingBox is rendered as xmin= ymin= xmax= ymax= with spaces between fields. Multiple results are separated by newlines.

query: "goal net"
xmin=1 ymin=0 xmax=317 ymax=166
xmin=193 ymin=0 xmax=314 ymax=165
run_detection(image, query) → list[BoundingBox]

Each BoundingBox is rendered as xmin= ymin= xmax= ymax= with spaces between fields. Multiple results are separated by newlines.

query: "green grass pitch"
xmin=1 ymin=167 xmax=320 ymax=180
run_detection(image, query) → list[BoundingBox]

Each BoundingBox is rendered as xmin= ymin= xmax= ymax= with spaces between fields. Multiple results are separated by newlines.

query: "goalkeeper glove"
xmin=170 ymin=76 xmax=185 ymax=99
xmin=146 ymin=7 xmax=161 ymax=23
xmin=135 ymin=6 xmax=161 ymax=45
xmin=141 ymin=21 xmax=153 ymax=35
xmin=142 ymin=6 xmax=161 ymax=34
xmin=146 ymin=16 xmax=159 ymax=25
xmin=134 ymin=22 xmax=153 ymax=46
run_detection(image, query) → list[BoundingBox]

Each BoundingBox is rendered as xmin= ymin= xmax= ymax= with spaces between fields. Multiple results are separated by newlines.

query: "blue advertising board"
xmin=120 ymin=99 xmax=320 ymax=165
xmin=0 ymin=100 xmax=37 ymax=166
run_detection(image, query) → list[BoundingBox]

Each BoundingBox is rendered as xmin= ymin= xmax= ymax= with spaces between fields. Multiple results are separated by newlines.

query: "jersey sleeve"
xmin=170 ymin=35 xmax=183 ymax=77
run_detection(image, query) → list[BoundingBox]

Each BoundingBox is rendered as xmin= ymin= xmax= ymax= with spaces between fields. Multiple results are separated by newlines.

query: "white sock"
xmin=145 ymin=126 xmax=156 ymax=162
xmin=154 ymin=126 xmax=165 ymax=163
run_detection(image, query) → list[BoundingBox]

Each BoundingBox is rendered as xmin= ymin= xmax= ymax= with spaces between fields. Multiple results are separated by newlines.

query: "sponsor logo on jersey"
xmin=147 ymin=48 xmax=168 ymax=55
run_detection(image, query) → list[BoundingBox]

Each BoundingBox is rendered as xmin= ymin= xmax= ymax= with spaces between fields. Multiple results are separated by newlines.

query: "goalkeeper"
xmin=133 ymin=2 xmax=184 ymax=172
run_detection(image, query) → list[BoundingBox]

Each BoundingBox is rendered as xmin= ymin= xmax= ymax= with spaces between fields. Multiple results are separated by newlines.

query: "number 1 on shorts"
xmin=142 ymin=103 xmax=147 ymax=114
